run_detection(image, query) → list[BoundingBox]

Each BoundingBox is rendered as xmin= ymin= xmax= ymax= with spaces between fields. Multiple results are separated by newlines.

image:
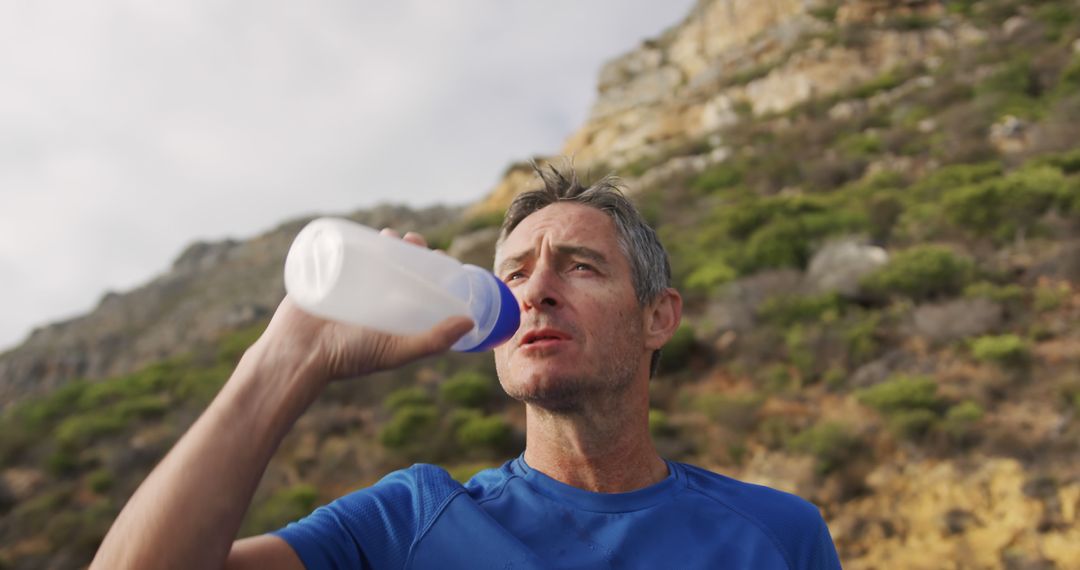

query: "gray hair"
xmin=497 ymin=161 xmax=673 ymax=376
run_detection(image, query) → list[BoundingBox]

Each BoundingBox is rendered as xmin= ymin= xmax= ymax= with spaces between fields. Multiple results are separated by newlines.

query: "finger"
xmin=397 ymin=316 xmax=475 ymax=361
xmin=379 ymin=227 xmax=401 ymax=238
xmin=402 ymin=231 xmax=428 ymax=248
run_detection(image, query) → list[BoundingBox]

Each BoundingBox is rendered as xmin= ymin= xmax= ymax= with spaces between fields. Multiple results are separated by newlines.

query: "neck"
xmin=522 ymin=379 xmax=667 ymax=493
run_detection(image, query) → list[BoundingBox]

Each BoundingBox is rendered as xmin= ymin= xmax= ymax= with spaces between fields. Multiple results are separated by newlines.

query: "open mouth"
xmin=520 ymin=329 xmax=570 ymax=346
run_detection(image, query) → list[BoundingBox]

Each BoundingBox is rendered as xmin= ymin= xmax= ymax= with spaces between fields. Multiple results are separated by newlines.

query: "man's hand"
xmin=248 ymin=229 xmax=473 ymax=386
xmin=91 ymin=228 xmax=470 ymax=570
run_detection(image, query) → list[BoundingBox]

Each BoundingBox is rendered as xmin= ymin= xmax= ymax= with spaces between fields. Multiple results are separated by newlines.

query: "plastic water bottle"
xmin=283 ymin=217 xmax=520 ymax=352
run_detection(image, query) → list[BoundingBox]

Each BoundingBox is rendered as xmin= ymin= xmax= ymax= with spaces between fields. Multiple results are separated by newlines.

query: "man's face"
xmin=492 ymin=202 xmax=649 ymax=411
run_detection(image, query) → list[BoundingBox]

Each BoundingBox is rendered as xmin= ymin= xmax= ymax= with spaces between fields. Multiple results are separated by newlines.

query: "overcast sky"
xmin=0 ymin=0 xmax=696 ymax=352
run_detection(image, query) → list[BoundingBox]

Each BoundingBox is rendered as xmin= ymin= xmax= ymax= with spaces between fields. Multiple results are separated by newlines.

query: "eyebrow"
xmin=496 ymin=244 xmax=610 ymax=275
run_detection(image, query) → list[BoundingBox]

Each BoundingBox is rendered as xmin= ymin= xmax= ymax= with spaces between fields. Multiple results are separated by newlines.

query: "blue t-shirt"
xmin=272 ymin=457 xmax=841 ymax=569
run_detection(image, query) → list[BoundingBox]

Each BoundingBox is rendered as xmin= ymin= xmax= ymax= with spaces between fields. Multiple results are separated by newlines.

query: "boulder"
xmin=910 ymin=298 xmax=1004 ymax=343
xmin=806 ymin=238 xmax=889 ymax=297
xmin=447 ymin=227 xmax=500 ymax=269
xmin=701 ymin=269 xmax=803 ymax=338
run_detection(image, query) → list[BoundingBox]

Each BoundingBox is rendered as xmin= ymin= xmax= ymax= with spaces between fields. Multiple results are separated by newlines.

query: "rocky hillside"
xmin=0 ymin=205 xmax=465 ymax=409
xmin=4 ymin=0 xmax=1080 ymax=568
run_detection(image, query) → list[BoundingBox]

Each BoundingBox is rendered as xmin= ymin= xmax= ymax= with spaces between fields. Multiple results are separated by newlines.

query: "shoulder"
xmin=272 ymin=464 xmax=465 ymax=569
xmin=679 ymin=462 xmax=824 ymax=525
xmin=676 ymin=463 xmax=839 ymax=570
xmin=320 ymin=464 xmax=464 ymax=524
xmin=461 ymin=459 xmax=517 ymax=503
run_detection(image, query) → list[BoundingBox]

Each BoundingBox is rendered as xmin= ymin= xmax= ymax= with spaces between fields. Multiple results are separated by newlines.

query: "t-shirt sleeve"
xmin=775 ymin=497 xmax=842 ymax=570
xmin=807 ymin=516 xmax=843 ymax=570
xmin=269 ymin=465 xmax=462 ymax=570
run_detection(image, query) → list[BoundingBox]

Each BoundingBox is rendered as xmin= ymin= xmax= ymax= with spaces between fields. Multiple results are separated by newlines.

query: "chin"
xmin=499 ymin=367 xmax=593 ymax=410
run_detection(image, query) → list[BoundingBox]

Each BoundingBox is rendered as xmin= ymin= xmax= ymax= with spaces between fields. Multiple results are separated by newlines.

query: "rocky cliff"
xmin=474 ymin=0 xmax=988 ymax=213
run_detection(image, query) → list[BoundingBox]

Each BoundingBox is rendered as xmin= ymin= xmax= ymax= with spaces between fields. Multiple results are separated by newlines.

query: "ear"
xmin=643 ymin=288 xmax=682 ymax=351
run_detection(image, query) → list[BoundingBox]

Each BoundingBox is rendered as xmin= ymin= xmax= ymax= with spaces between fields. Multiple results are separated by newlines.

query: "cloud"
xmin=0 ymin=0 xmax=695 ymax=351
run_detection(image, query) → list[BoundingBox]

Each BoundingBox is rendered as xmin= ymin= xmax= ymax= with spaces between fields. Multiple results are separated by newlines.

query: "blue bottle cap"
xmin=463 ymin=275 xmax=520 ymax=352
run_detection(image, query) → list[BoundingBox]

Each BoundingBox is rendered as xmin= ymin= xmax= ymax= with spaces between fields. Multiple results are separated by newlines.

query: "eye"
xmin=505 ymin=270 xmax=525 ymax=282
xmin=572 ymin=263 xmax=593 ymax=272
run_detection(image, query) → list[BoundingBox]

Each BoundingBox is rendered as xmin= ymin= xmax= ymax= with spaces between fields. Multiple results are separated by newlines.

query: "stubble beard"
xmin=495 ymin=327 xmax=643 ymax=415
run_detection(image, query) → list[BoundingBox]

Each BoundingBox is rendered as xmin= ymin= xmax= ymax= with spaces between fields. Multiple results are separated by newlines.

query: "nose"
xmin=518 ymin=261 xmax=561 ymax=312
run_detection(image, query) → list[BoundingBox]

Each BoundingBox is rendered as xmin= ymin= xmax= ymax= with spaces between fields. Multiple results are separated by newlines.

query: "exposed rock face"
xmin=0 ymin=205 xmax=463 ymax=408
xmin=831 ymin=458 xmax=1080 ymax=569
xmin=471 ymin=0 xmax=986 ymax=215
xmin=565 ymin=1 xmax=977 ymax=166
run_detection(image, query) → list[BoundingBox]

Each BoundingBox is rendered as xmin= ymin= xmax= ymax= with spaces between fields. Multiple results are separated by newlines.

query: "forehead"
xmin=496 ymin=202 xmax=622 ymax=261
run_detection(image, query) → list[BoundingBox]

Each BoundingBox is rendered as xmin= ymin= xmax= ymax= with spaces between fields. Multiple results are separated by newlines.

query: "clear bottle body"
xmin=283 ymin=217 xmax=518 ymax=352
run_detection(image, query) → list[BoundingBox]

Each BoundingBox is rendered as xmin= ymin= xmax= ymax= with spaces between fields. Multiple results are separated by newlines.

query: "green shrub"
xmin=887 ymin=408 xmax=939 ymax=440
xmin=673 ymin=193 xmax=865 ymax=290
xmin=55 ymin=413 xmax=128 ymax=448
xmin=242 ymin=484 xmax=319 ymax=536
xmin=852 ymin=71 xmax=904 ymax=99
xmin=757 ymin=415 xmax=797 ymax=449
xmin=47 ymin=449 xmax=79 ymax=476
xmin=648 ymin=409 xmax=675 ymax=437
xmin=1031 ymin=147 xmax=1080 ymax=175
xmin=736 ymin=212 xmax=865 ymax=273
xmin=446 ymin=462 xmax=497 ymax=483
xmin=114 ymin=395 xmax=170 ymax=419
xmin=759 ymin=293 xmax=842 ymax=326
xmin=684 ymin=258 xmax=737 ymax=292
xmin=1034 ymin=282 xmax=1071 ymax=312
xmin=809 ymin=6 xmax=838 ymax=21
xmin=739 ymin=220 xmax=811 ymax=270
xmin=963 ymin=282 xmax=1025 ymax=304
xmin=785 ymin=324 xmax=816 ymax=380
xmin=861 ymin=245 xmax=974 ymax=300
xmin=788 ymin=422 xmax=861 ymax=475
xmin=726 ymin=61 xmax=780 ymax=87
xmin=691 ymin=163 xmax=743 ymax=194
xmin=942 ymin=166 xmax=1071 ymax=241
xmin=970 ymin=334 xmax=1030 ymax=366
xmin=844 ymin=311 xmax=882 ymax=365
xmin=216 ymin=321 xmax=269 ymax=365
xmin=885 ymin=14 xmax=935 ymax=30
xmin=867 ymin=194 xmax=904 ymax=241
xmin=823 ymin=366 xmax=848 ymax=390
xmin=87 ymin=469 xmax=115 ymax=494
xmin=661 ymin=324 xmax=696 ymax=371
xmin=384 ymin=387 xmax=433 ymax=411
xmin=379 ymin=405 xmax=438 ymax=449
xmin=858 ymin=374 xmax=943 ymax=413
xmin=440 ymin=371 xmax=494 ymax=408
xmin=911 ymin=162 xmax=1003 ymax=200
xmin=455 ymin=414 xmax=512 ymax=450
xmin=1057 ymin=56 xmax=1080 ymax=95
xmin=1035 ymin=3 xmax=1074 ymax=40
xmin=448 ymin=408 xmax=482 ymax=429
xmin=759 ymin=363 xmax=798 ymax=394
xmin=943 ymin=400 xmax=984 ymax=441
xmin=975 ymin=57 xmax=1044 ymax=119
xmin=17 ymin=381 xmax=91 ymax=428
xmin=463 ymin=210 xmax=506 ymax=232
xmin=839 ymin=132 xmax=883 ymax=158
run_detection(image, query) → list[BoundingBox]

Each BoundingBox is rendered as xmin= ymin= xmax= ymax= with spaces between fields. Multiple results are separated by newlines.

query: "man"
xmin=92 ymin=164 xmax=842 ymax=569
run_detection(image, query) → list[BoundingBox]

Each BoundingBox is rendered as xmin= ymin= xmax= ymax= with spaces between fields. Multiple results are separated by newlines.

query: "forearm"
xmin=91 ymin=340 xmax=325 ymax=570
